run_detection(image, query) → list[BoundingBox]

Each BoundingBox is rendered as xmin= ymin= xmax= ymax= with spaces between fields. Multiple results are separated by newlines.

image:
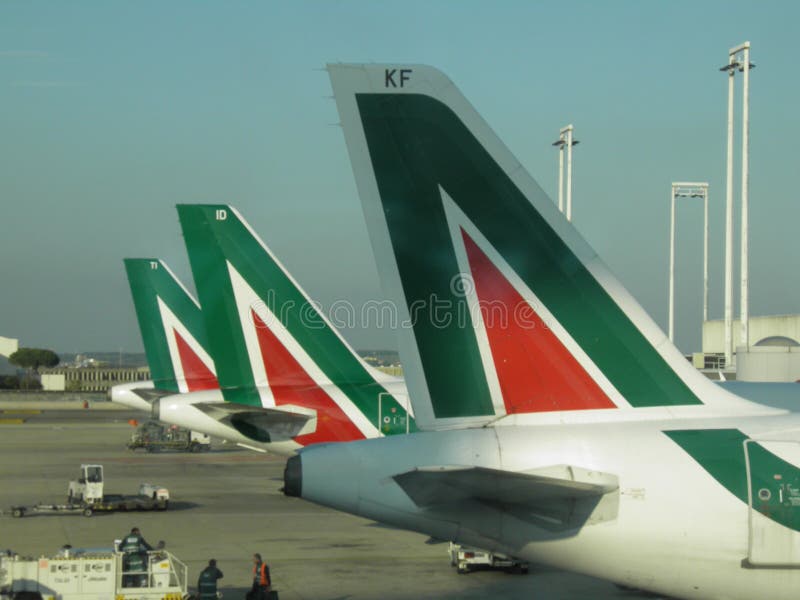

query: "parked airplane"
xmin=116 ymin=257 xmax=799 ymax=423
xmin=283 ymin=64 xmax=800 ymax=599
xmin=115 ymin=258 xmax=290 ymax=450
xmin=113 ymin=207 xmax=414 ymax=455
xmin=166 ymin=204 xmax=414 ymax=452
xmin=110 ymin=258 xmax=218 ymax=413
xmin=118 ymin=256 xmax=799 ymax=420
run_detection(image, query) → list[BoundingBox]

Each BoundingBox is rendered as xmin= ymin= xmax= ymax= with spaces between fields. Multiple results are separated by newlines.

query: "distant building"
xmin=0 ymin=337 xmax=20 ymax=376
xmin=376 ymin=365 xmax=403 ymax=377
xmin=0 ymin=336 xmax=18 ymax=358
xmin=736 ymin=346 xmax=800 ymax=382
xmin=700 ymin=315 xmax=800 ymax=381
xmin=39 ymin=366 xmax=151 ymax=392
xmin=41 ymin=373 xmax=66 ymax=391
xmin=703 ymin=315 xmax=800 ymax=354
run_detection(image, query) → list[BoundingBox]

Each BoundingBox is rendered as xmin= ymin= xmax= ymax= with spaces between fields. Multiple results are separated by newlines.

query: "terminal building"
xmin=700 ymin=314 xmax=800 ymax=382
xmin=1 ymin=337 xmax=150 ymax=392
xmin=39 ymin=365 xmax=151 ymax=392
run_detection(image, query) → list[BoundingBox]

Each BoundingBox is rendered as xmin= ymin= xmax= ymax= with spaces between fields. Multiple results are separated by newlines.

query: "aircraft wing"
xmin=193 ymin=402 xmax=316 ymax=442
xmin=393 ymin=465 xmax=617 ymax=508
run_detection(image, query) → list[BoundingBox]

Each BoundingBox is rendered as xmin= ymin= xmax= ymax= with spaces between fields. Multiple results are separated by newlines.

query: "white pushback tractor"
xmin=6 ymin=465 xmax=169 ymax=519
xmin=67 ymin=465 xmax=104 ymax=505
xmin=0 ymin=547 xmax=188 ymax=599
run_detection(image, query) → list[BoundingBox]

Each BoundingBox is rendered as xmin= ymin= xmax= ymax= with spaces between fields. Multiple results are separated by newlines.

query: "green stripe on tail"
xmin=177 ymin=204 xmax=415 ymax=431
xmin=355 ymin=93 xmax=701 ymax=413
xmin=667 ymin=429 xmax=800 ymax=532
xmin=124 ymin=258 xmax=210 ymax=393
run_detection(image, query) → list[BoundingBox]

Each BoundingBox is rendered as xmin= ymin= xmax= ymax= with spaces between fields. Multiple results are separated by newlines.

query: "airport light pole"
xmin=719 ymin=42 xmax=754 ymax=366
xmin=553 ymin=136 xmax=565 ymax=213
xmin=552 ymin=125 xmax=579 ymax=221
xmin=739 ymin=43 xmax=752 ymax=351
xmin=721 ymin=52 xmax=736 ymax=368
xmin=668 ymin=183 xmax=709 ymax=344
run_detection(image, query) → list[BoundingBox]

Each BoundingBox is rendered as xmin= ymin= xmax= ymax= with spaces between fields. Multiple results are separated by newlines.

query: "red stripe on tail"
xmin=173 ymin=330 xmax=219 ymax=392
xmin=462 ymin=230 xmax=616 ymax=413
xmin=251 ymin=309 xmax=366 ymax=445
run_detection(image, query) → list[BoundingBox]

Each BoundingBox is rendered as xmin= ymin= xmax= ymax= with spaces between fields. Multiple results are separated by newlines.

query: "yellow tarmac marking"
xmin=103 ymin=453 xmax=278 ymax=465
xmin=0 ymin=418 xmax=26 ymax=424
xmin=1 ymin=409 xmax=41 ymax=415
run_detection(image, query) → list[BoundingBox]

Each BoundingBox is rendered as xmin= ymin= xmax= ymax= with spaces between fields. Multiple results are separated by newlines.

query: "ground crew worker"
xmin=247 ymin=553 xmax=270 ymax=599
xmin=119 ymin=527 xmax=152 ymax=587
xmin=125 ymin=551 xmax=147 ymax=588
xmin=119 ymin=527 xmax=153 ymax=553
xmin=197 ymin=558 xmax=223 ymax=600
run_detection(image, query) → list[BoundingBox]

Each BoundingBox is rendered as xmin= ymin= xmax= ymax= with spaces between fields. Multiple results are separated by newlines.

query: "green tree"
xmin=18 ymin=375 xmax=42 ymax=391
xmin=9 ymin=348 xmax=58 ymax=391
xmin=8 ymin=348 xmax=60 ymax=372
xmin=65 ymin=379 xmax=83 ymax=392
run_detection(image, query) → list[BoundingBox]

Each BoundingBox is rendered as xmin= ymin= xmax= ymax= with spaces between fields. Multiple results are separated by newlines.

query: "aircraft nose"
xmin=283 ymin=454 xmax=302 ymax=497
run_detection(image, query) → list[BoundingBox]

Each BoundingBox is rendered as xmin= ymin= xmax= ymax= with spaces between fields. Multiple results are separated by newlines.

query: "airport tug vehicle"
xmin=6 ymin=465 xmax=169 ymax=518
xmin=0 ymin=547 xmax=189 ymax=599
xmin=448 ymin=542 xmax=529 ymax=575
xmin=67 ymin=465 xmax=105 ymax=505
xmin=127 ymin=422 xmax=211 ymax=453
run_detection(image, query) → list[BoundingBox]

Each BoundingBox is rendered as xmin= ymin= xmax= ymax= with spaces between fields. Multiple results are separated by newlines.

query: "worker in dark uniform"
xmin=119 ymin=527 xmax=152 ymax=587
xmin=197 ymin=558 xmax=223 ymax=600
xmin=119 ymin=527 xmax=153 ymax=553
xmin=247 ymin=553 xmax=270 ymax=600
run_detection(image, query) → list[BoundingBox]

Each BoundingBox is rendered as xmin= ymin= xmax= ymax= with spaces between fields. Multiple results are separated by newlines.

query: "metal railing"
xmin=117 ymin=550 xmax=187 ymax=594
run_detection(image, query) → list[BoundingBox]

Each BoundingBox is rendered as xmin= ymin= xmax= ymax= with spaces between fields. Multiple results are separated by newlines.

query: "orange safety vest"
xmin=253 ymin=562 xmax=269 ymax=586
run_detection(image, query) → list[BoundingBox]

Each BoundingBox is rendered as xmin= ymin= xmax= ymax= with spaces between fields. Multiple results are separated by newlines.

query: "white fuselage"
xmin=295 ymin=411 xmax=800 ymax=600
xmin=154 ymin=379 xmax=410 ymax=456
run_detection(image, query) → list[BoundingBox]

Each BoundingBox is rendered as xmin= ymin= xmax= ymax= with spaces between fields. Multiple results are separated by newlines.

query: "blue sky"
xmin=1 ymin=1 xmax=798 ymax=355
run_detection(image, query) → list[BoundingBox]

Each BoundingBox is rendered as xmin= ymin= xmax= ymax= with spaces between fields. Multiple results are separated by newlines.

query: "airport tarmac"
xmin=0 ymin=407 xmax=662 ymax=599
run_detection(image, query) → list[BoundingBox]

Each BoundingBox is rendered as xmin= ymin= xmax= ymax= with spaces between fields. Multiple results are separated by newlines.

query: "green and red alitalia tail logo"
xmin=225 ymin=260 xmax=380 ymax=443
xmin=125 ymin=259 xmax=218 ymax=393
xmin=176 ymin=205 xmax=416 ymax=439
xmin=155 ymin=296 xmax=218 ymax=393
xmin=354 ymin=92 xmax=701 ymax=418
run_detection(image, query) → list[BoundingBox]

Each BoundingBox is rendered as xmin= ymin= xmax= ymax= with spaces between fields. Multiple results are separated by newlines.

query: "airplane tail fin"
xmin=176 ymin=205 xmax=413 ymax=441
xmin=329 ymin=64 xmax=770 ymax=430
xmin=124 ymin=258 xmax=218 ymax=393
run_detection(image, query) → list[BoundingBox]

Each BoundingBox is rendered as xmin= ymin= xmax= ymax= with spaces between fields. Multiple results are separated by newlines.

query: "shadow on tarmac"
xmin=159 ymin=500 xmax=199 ymax=512
xmin=213 ymin=579 xmax=668 ymax=600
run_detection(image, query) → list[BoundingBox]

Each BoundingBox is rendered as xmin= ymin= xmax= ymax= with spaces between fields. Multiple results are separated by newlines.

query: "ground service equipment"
xmin=0 ymin=548 xmax=188 ymax=599
xmin=6 ymin=465 xmax=169 ymax=518
xmin=448 ymin=542 xmax=529 ymax=574
xmin=127 ymin=422 xmax=211 ymax=453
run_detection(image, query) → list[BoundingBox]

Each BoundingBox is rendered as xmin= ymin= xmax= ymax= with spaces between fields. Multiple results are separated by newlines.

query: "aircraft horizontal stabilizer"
xmin=193 ymin=402 xmax=317 ymax=442
xmin=134 ymin=388 xmax=176 ymax=403
xmin=393 ymin=464 xmax=617 ymax=508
